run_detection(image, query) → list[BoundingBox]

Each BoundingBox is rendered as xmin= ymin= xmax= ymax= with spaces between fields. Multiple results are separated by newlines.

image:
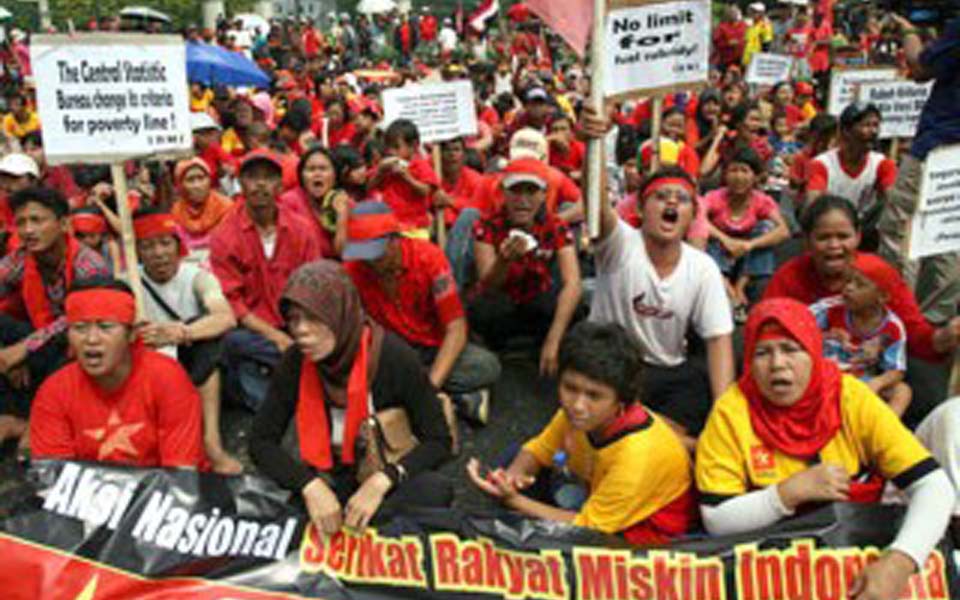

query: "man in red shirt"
xmin=192 ymin=112 xmax=236 ymax=184
xmin=344 ymin=202 xmax=500 ymax=422
xmin=210 ymin=150 xmax=321 ymax=410
xmin=807 ymin=103 xmax=897 ymax=250
xmin=30 ymin=279 xmax=205 ymax=468
xmin=547 ymin=114 xmax=585 ymax=183
xmin=713 ymin=6 xmax=747 ymax=69
xmin=471 ymin=158 xmax=583 ymax=376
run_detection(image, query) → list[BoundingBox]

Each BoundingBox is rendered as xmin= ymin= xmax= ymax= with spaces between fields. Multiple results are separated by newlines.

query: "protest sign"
xmin=2 ymin=460 xmax=957 ymax=600
xmin=827 ymin=67 xmax=898 ymax=116
xmin=601 ymin=0 xmax=711 ymax=100
xmin=30 ymin=34 xmax=192 ymax=165
xmin=857 ymin=80 xmax=933 ymax=139
xmin=909 ymin=144 xmax=960 ymax=260
xmin=382 ymin=80 xmax=478 ymax=144
xmin=745 ymin=53 xmax=793 ymax=87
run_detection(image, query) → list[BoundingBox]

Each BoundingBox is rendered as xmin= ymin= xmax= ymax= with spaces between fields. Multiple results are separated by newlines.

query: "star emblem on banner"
xmin=83 ymin=411 xmax=145 ymax=461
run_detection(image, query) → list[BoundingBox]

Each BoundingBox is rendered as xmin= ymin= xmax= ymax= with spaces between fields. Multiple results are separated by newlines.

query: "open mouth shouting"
xmin=662 ymin=206 xmax=679 ymax=224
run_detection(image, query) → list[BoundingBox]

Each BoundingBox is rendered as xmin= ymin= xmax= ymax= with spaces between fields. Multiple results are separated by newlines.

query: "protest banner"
xmin=908 ymin=144 xmax=960 ymax=260
xmin=745 ymin=53 xmax=794 ymax=87
xmin=827 ymin=67 xmax=898 ymax=116
xmin=30 ymin=34 xmax=193 ymax=319
xmin=601 ymin=0 xmax=711 ymax=101
xmin=857 ymin=80 xmax=933 ymax=139
xmin=382 ymin=80 xmax=478 ymax=145
xmin=30 ymin=34 xmax=192 ymax=165
xmin=1 ymin=460 xmax=957 ymax=599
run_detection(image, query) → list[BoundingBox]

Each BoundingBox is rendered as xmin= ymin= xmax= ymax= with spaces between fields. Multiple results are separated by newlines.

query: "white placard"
xmin=601 ymin=1 xmax=711 ymax=98
xmin=382 ymin=80 xmax=477 ymax=144
xmin=745 ymin=53 xmax=793 ymax=87
xmin=909 ymin=145 xmax=960 ymax=259
xmin=857 ymin=80 xmax=933 ymax=139
xmin=30 ymin=34 xmax=192 ymax=165
xmin=827 ymin=68 xmax=898 ymax=116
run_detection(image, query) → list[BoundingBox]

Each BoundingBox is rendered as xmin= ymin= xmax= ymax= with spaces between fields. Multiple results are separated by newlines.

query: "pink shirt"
xmin=702 ymin=188 xmax=780 ymax=237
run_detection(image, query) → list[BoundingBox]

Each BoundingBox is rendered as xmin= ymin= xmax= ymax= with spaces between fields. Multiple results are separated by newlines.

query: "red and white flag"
xmin=527 ymin=0 xmax=593 ymax=57
xmin=468 ymin=0 xmax=500 ymax=32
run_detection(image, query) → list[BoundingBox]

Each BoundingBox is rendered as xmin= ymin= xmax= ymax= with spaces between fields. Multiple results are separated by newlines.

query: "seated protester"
xmin=696 ymin=298 xmax=953 ymax=598
xmin=249 ymin=261 xmax=453 ymax=534
xmin=330 ymin=144 xmax=371 ymax=204
xmin=0 ymin=187 xmax=110 ymax=445
xmin=133 ymin=209 xmax=242 ymax=474
xmin=2 ymin=92 xmax=40 ymax=141
xmin=22 ymin=131 xmax=80 ymax=200
xmin=0 ymin=153 xmax=41 ymax=254
xmin=466 ymin=321 xmax=696 ymax=544
xmin=192 ymin=111 xmax=237 ymax=184
xmin=343 ymin=202 xmax=501 ymax=423
xmin=433 ymin=137 xmax=484 ymax=230
xmin=582 ymin=109 xmax=735 ymax=447
xmin=170 ymin=158 xmax=233 ymax=263
xmin=69 ymin=207 xmax=119 ymax=275
xmin=279 ymin=146 xmax=351 ymax=258
xmin=701 ymin=103 xmax=774 ymax=182
xmin=686 ymin=89 xmax=724 ymax=157
xmin=30 ymin=279 xmax=206 ymax=467
xmin=703 ymin=148 xmax=790 ymax=321
xmin=807 ymin=102 xmax=896 ymax=251
xmin=471 ymin=158 xmax=582 ymax=376
xmin=547 ymin=113 xmax=586 ymax=183
xmin=811 ymin=260 xmax=912 ymax=418
xmin=366 ymin=119 xmax=439 ymax=237
xmin=210 ymin=150 xmax=322 ymax=411
xmin=637 ymin=107 xmax=701 ymax=180
xmin=764 ymin=196 xmax=960 ymax=371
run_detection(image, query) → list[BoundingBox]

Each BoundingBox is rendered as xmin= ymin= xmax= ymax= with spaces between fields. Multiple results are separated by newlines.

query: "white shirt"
xmin=812 ymin=148 xmax=889 ymax=217
xmin=590 ymin=219 xmax=733 ymax=366
xmin=439 ymin=27 xmax=458 ymax=52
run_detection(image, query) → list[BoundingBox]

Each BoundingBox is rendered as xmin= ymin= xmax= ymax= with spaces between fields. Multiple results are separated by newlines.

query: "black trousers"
xmin=0 ymin=315 xmax=68 ymax=416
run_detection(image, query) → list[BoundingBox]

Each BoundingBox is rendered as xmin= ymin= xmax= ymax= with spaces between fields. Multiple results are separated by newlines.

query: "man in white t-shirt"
xmin=588 ymin=162 xmax=735 ymax=448
xmin=134 ymin=208 xmax=241 ymax=475
xmin=807 ymin=102 xmax=897 ymax=250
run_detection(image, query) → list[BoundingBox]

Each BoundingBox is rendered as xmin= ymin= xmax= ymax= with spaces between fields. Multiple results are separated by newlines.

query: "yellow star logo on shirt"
xmin=74 ymin=575 xmax=99 ymax=600
xmin=83 ymin=410 xmax=145 ymax=461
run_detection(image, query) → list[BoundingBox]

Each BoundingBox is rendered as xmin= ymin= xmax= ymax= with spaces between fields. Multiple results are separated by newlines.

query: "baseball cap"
xmin=190 ymin=111 xmax=221 ymax=132
xmin=748 ymin=2 xmax=766 ymax=12
xmin=501 ymin=158 xmax=549 ymax=190
xmin=0 ymin=153 xmax=39 ymax=178
xmin=239 ymin=149 xmax=284 ymax=176
xmin=344 ymin=202 xmax=400 ymax=261
xmin=840 ymin=102 xmax=882 ymax=130
xmin=794 ymin=81 xmax=814 ymax=96
xmin=525 ymin=87 xmax=550 ymax=103
xmin=509 ymin=128 xmax=549 ymax=161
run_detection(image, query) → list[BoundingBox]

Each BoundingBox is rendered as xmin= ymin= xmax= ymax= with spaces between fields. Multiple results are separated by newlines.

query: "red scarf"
xmin=22 ymin=236 xmax=78 ymax=329
xmin=597 ymin=402 xmax=650 ymax=442
xmin=296 ymin=327 xmax=371 ymax=470
xmin=739 ymin=298 xmax=842 ymax=459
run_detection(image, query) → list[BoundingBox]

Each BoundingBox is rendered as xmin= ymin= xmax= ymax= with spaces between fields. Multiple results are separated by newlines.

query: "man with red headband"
xmin=30 ymin=279 xmax=205 ymax=468
xmin=583 ymin=108 xmax=736 ymax=450
xmin=0 ymin=187 xmax=109 ymax=445
xmin=210 ymin=150 xmax=321 ymax=410
xmin=344 ymin=202 xmax=501 ymax=423
xmin=134 ymin=208 xmax=242 ymax=474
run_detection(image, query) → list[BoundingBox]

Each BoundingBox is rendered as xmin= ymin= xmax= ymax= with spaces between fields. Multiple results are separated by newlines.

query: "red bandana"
xmin=65 ymin=288 xmax=136 ymax=325
xmin=296 ymin=327 xmax=372 ymax=470
xmin=22 ymin=236 xmax=79 ymax=329
xmin=739 ymin=298 xmax=842 ymax=459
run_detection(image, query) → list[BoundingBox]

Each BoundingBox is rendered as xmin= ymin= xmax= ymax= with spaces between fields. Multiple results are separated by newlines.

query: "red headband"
xmin=71 ymin=214 xmax=107 ymax=235
xmin=757 ymin=321 xmax=794 ymax=342
xmin=642 ymin=177 xmax=697 ymax=200
xmin=66 ymin=289 xmax=136 ymax=325
xmin=348 ymin=213 xmax=400 ymax=242
xmin=134 ymin=213 xmax=177 ymax=239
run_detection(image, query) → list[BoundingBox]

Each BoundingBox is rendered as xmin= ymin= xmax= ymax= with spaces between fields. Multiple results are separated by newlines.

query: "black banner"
xmin=0 ymin=460 xmax=956 ymax=599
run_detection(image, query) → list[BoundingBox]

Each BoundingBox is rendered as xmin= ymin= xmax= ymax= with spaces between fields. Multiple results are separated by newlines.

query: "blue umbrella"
xmin=186 ymin=42 xmax=270 ymax=88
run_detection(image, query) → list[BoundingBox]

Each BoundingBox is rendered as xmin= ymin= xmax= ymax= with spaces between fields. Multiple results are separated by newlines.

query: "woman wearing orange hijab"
xmin=170 ymin=158 xmax=232 ymax=261
xmin=696 ymin=298 xmax=953 ymax=600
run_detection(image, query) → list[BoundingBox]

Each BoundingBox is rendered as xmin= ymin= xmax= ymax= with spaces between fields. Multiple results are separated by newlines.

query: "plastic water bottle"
xmin=551 ymin=450 xmax=588 ymax=510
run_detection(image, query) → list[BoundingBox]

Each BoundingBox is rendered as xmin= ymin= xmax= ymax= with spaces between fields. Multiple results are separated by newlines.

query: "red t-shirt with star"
xmin=30 ymin=347 xmax=205 ymax=468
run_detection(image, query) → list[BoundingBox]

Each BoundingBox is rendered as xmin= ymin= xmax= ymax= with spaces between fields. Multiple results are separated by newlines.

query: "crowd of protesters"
xmin=0 ymin=2 xmax=959 ymax=597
